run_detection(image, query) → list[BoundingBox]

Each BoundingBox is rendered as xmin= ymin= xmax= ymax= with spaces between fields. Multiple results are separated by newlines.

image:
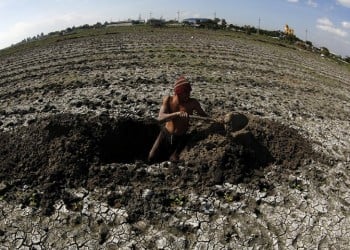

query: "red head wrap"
xmin=174 ymin=76 xmax=192 ymax=95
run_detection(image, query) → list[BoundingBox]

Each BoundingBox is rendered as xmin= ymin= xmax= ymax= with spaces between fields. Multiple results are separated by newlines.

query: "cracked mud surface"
xmin=0 ymin=27 xmax=349 ymax=249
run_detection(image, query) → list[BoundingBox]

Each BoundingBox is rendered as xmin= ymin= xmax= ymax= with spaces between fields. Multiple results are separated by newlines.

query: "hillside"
xmin=0 ymin=26 xmax=349 ymax=249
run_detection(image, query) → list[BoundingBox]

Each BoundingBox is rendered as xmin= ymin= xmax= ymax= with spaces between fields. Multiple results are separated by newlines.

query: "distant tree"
xmin=344 ymin=56 xmax=350 ymax=63
xmin=282 ymin=33 xmax=297 ymax=43
xmin=94 ymin=22 xmax=103 ymax=28
xmin=333 ymin=54 xmax=342 ymax=60
xmin=51 ymin=31 xmax=61 ymax=36
xmin=193 ymin=19 xmax=219 ymax=29
xmin=228 ymin=24 xmax=241 ymax=31
xmin=305 ymin=40 xmax=313 ymax=47
xmin=221 ymin=19 xmax=227 ymax=29
xmin=165 ymin=19 xmax=178 ymax=25
xmin=213 ymin=18 xmax=220 ymax=24
xmin=132 ymin=20 xmax=145 ymax=25
xmin=147 ymin=19 xmax=165 ymax=27
xmin=244 ymin=25 xmax=256 ymax=35
xmin=320 ymin=47 xmax=330 ymax=56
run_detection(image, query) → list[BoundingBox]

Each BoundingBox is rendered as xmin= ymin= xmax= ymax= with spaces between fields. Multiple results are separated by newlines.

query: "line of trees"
xmin=184 ymin=18 xmax=349 ymax=62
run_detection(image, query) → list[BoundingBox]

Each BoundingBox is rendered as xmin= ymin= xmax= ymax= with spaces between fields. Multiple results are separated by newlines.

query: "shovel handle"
xmin=156 ymin=114 xmax=221 ymax=124
xmin=189 ymin=115 xmax=220 ymax=123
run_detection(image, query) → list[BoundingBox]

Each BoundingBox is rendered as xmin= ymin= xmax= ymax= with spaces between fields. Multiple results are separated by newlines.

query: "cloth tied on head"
xmin=174 ymin=76 xmax=192 ymax=95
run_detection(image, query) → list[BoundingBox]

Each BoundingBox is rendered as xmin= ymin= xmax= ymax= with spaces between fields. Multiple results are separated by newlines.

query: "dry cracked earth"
xmin=0 ymin=27 xmax=349 ymax=249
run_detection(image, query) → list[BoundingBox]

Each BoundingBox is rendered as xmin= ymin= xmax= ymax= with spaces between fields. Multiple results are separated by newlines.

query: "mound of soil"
xmin=0 ymin=113 xmax=317 ymax=217
xmin=0 ymin=113 xmax=159 ymax=214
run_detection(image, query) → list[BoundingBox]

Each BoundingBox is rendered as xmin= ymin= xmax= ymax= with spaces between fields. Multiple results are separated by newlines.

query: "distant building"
xmin=107 ymin=20 xmax=145 ymax=27
xmin=182 ymin=18 xmax=212 ymax=27
xmin=147 ymin=19 xmax=165 ymax=27
xmin=107 ymin=21 xmax=133 ymax=27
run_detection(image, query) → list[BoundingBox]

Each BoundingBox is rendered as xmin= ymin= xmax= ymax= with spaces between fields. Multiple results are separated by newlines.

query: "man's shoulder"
xmin=161 ymin=95 xmax=173 ymax=107
xmin=162 ymin=95 xmax=172 ymax=102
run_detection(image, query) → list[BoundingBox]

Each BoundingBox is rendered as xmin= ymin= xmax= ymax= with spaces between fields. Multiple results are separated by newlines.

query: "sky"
xmin=0 ymin=0 xmax=349 ymax=57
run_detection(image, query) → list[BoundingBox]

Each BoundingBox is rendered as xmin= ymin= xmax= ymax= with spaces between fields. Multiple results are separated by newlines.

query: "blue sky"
xmin=0 ymin=0 xmax=349 ymax=56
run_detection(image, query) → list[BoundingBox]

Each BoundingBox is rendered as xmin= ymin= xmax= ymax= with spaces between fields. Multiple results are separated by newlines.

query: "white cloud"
xmin=337 ymin=0 xmax=350 ymax=8
xmin=307 ymin=0 xmax=318 ymax=7
xmin=0 ymin=12 xmax=99 ymax=49
xmin=317 ymin=25 xmax=347 ymax=37
xmin=342 ymin=21 xmax=350 ymax=29
xmin=287 ymin=0 xmax=299 ymax=3
xmin=317 ymin=18 xmax=347 ymax=37
xmin=317 ymin=17 xmax=333 ymax=26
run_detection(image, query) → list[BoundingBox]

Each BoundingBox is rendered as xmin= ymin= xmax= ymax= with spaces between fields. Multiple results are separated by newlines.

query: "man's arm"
xmin=158 ymin=96 xmax=184 ymax=123
xmin=193 ymin=99 xmax=208 ymax=117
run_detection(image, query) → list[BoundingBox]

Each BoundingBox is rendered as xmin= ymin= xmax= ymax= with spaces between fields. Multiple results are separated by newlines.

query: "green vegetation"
xmin=169 ymin=193 xmax=187 ymax=207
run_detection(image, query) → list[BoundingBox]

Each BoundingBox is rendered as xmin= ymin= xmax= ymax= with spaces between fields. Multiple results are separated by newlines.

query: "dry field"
xmin=0 ymin=26 xmax=350 ymax=249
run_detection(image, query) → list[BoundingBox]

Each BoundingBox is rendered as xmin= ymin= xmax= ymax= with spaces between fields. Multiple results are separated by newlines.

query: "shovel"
xmin=156 ymin=112 xmax=249 ymax=133
xmin=190 ymin=112 xmax=249 ymax=133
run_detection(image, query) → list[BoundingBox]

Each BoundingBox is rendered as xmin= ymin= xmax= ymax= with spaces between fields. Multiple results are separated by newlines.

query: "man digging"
xmin=148 ymin=76 xmax=209 ymax=163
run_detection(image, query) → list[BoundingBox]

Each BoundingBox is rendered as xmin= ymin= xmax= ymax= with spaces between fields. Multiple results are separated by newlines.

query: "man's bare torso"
xmin=164 ymin=96 xmax=198 ymax=135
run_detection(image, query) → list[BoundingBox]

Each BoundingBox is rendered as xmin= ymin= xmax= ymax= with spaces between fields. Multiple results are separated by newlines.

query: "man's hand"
xmin=177 ymin=111 xmax=189 ymax=118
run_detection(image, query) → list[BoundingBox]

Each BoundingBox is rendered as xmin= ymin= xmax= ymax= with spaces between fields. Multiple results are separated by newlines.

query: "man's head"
xmin=174 ymin=76 xmax=192 ymax=102
xmin=174 ymin=76 xmax=192 ymax=95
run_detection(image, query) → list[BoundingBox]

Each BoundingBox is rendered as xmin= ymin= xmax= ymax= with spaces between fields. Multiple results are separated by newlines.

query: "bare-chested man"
xmin=148 ymin=76 xmax=208 ymax=163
